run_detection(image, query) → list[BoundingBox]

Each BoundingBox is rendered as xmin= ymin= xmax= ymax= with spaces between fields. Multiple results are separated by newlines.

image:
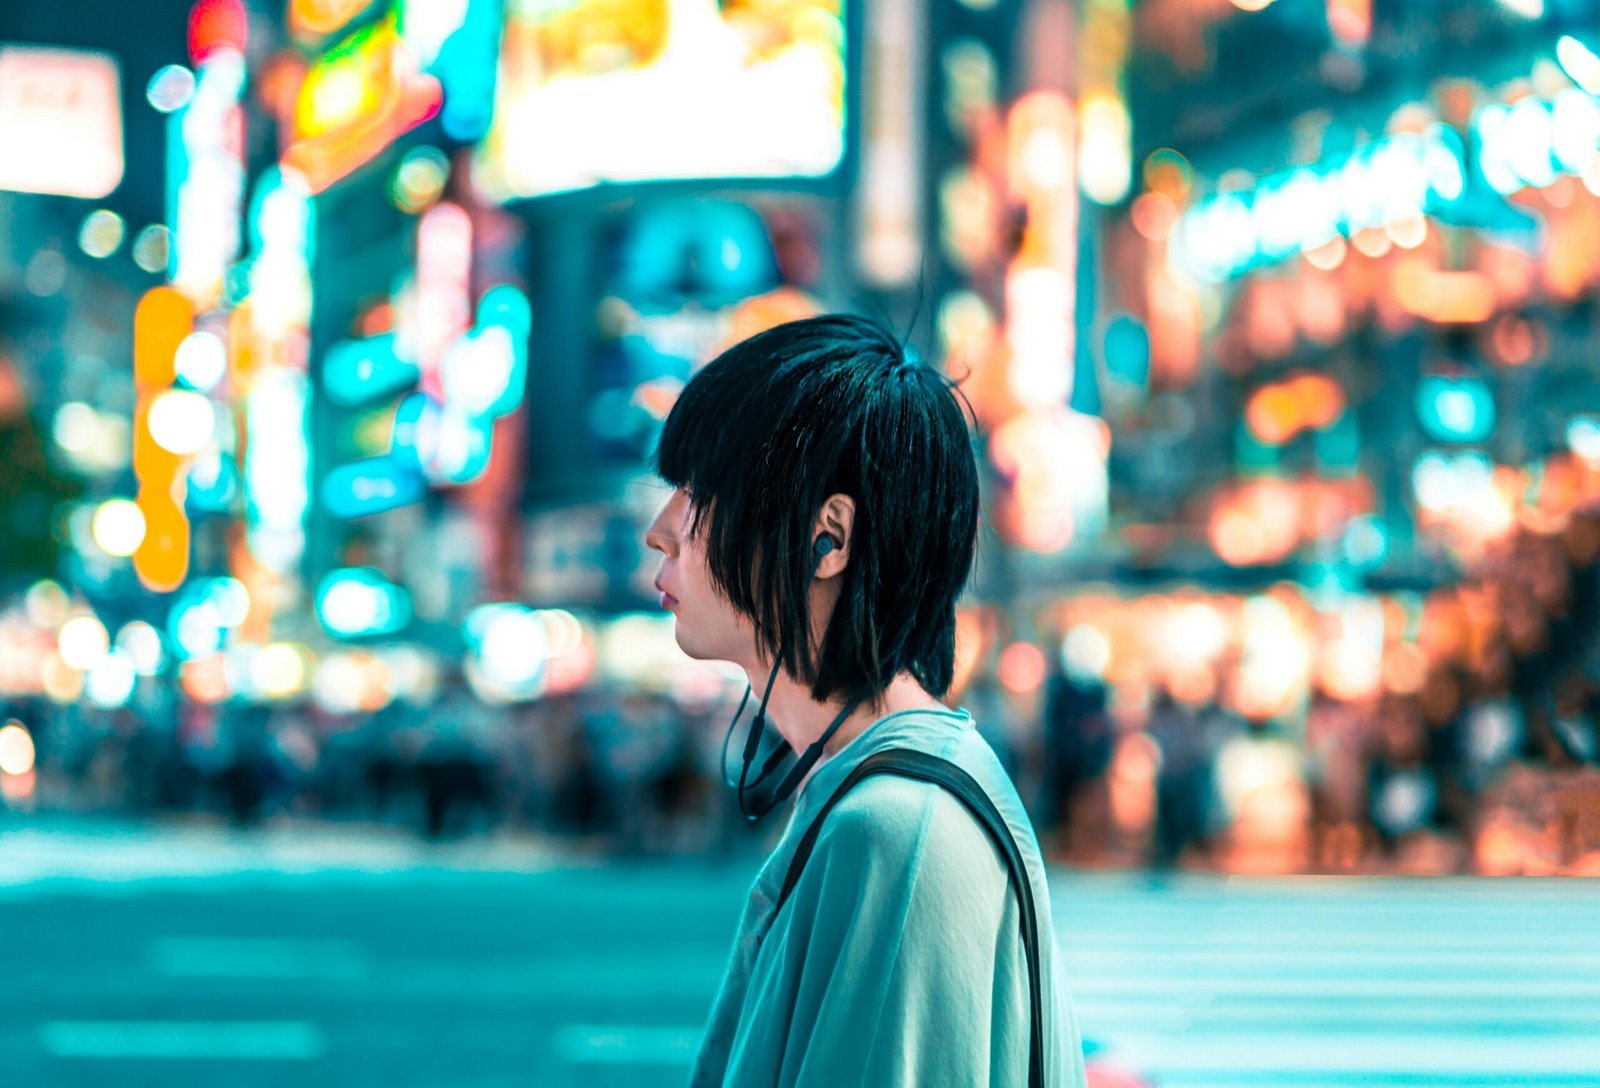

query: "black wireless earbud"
xmin=813 ymin=535 xmax=837 ymax=560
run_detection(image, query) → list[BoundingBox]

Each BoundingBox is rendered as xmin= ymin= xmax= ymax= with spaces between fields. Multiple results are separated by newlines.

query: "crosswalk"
xmin=2 ymin=822 xmax=1596 ymax=1088
xmin=434 ymin=873 xmax=1600 ymax=1086
xmin=1050 ymin=875 xmax=1600 ymax=1088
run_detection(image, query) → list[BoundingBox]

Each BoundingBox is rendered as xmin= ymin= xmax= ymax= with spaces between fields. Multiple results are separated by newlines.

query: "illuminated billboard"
xmin=476 ymin=0 xmax=848 ymax=200
xmin=0 ymin=47 xmax=123 ymax=199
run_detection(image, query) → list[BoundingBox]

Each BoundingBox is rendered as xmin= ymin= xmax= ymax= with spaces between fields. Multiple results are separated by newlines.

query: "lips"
xmin=654 ymin=580 xmax=679 ymax=608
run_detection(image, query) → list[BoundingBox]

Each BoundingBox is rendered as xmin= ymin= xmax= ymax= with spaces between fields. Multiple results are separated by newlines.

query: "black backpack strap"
xmin=774 ymin=748 xmax=1046 ymax=1088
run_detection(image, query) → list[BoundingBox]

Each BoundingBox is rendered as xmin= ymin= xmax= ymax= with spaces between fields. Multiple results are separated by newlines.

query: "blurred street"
xmin=2 ymin=820 xmax=1598 ymax=1088
xmin=6 ymin=0 xmax=1600 ymax=1083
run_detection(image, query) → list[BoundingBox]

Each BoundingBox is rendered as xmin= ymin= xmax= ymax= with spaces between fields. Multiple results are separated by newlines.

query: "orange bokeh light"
xmin=997 ymin=641 xmax=1047 ymax=695
xmin=1212 ymin=510 xmax=1268 ymax=566
xmin=1245 ymin=372 xmax=1346 ymax=445
xmin=1245 ymin=384 xmax=1301 ymax=445
xmin=1130 ymin=191 xmax=1178 ymax=242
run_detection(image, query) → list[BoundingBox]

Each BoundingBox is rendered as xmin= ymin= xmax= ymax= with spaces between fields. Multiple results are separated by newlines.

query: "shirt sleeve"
xmin=770 ymin=776 xmax=1033 ymax=1088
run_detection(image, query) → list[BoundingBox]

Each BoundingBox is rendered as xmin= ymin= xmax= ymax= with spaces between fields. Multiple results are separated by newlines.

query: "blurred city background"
xmin=1 ymin=0 xmax=1599 ymax=1085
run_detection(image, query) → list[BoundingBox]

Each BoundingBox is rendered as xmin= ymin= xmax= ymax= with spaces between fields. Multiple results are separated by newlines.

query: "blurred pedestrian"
xmin=1305 ymin=687 xmax=1374 ymax=870
xmin=1040 ymin=657 xmax=1112 ymax=858
xmin=1147 ymin=687 xmax=1209 ymax=868
xmin=417 ymin=673 xmax=500 ymax=838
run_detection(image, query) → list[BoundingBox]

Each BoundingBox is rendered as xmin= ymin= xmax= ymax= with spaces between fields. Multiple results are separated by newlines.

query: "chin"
xmin=669 ymin=624 xmax=712 ymax=661
xmin=671 ymin=625 xmax=741 ymax=668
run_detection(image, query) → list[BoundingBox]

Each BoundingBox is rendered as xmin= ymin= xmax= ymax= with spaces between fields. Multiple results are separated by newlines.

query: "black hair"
xmin=653 ymin=313 xmax=982 ymax=711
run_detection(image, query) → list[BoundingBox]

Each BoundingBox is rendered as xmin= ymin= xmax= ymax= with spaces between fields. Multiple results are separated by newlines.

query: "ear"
xmin=812 ymin=493 xmax=855 ymax=580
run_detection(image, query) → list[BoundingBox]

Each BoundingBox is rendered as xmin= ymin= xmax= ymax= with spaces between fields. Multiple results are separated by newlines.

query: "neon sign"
xmin=283 ymin=14 xmax=442 ymax=193
xmin=1172 ymin=88 xmax=1600 ymax=282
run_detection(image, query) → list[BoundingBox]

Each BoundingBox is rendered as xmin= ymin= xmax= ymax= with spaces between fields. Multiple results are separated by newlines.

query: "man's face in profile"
xmin=646 ymin=486 xmax=758 ymax=670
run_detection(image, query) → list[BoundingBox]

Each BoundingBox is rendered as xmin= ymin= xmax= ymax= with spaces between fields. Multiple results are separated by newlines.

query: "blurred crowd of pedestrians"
xmin=1029 ymin=511 xmax=1600 ymax=875
xmin=4 ymin=514 xmax=1597 ymax=874
xmin=5 ymin=676 xmax=770 ymax=856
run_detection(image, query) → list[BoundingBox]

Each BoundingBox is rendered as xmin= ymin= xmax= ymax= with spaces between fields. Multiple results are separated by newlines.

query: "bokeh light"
xmin=78 ymin=209 xmax=126 ymax=258
xmin=0 ymin=721 xmax=36 ymax=777
xmin=90 ymin=499 xmax=147 ymax=558
xmin=247 ymin=642 xmax=312 ymax=699
xmin=147 ymin=390 xmax=216 ymax=455
xmin=85 ymin=648 xmax=138 ymax=708
xmin=115 ymin=621 xmax=166 ymax=676
xmin=24 ymin=580 xmax=70 ymax=628
xmin=173 ymin=330 xmax=228 ymax=392
xmin=132 ymin=225 xmax=173 ymax=274
xmin=52 ymin=402 xmax=99 ymax=456
xmin=1062 ymin=623 xmax=1111 ymax=681
xmin=146 ymin=63 xmax=197 ymax=112
xmin=58 ymin=616 xmax=110 ymax=671
xmin=997 ymin=641 xmax=1047 ymax=695
xmin=391 ymin=146 xmax=450 ymax=213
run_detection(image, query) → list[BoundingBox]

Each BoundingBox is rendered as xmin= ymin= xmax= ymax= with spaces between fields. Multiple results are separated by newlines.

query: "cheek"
xmin=678 ymin=531 xmax=715 ymax=585
xmin=678 ymin=545 xmax=745 ymax=625
xmin=671 ymin=548 xmax=713 ymax=612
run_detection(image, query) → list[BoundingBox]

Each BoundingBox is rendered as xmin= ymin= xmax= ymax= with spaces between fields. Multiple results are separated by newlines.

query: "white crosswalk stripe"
xmin=1050 ymin=875 xmax=1600 ymax=1088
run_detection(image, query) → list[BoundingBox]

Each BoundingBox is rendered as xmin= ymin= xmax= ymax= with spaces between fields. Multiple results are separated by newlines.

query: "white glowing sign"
xmin=476 ymin=0 xmax=847 ymax=200
xmin=856 ymin=0 xmax=922 ymax=286
xmin=246 ymin=169 xmax=315 ymax=337
xmin=411 ymin=201 xmax=473 ymax=392
xmin=245 ymin=369 xmax=310 ymax=573
xmin=170 ymin=49 xmax=246 ymax=307
xmin=0 ymin=47 xmax=123 ymax=199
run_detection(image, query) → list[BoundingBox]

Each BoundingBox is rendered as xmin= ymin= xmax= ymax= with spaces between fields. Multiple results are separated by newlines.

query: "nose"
xmin=644 ymin=523 xmax=674 ymax=558
xmin=644 ymin=493 xmax=681 ymax=557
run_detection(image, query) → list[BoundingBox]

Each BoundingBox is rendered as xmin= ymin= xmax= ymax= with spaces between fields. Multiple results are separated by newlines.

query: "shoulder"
xmin=813 ymin=774 xmax=931 ymax=860
xmin=795 ymin=768 xmax=1017 ymax=947
xmin=813 ymin=771 xmax=1003 ymax=877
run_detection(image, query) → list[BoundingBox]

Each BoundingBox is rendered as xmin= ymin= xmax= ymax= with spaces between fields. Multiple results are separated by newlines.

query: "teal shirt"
xmin=690 ymin=706 xmax=1088 ymax=1087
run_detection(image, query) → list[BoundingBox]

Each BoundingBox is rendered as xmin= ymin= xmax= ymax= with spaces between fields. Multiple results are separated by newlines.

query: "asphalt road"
xmin=1 ymin=821 xmax=1597 ymax=1088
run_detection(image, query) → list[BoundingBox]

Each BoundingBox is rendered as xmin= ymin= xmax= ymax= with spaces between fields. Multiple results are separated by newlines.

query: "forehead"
xmin=651 ymin=484 xmax=697 ymax=526
xmin=652 ymin=484 xmax=687 ymax=511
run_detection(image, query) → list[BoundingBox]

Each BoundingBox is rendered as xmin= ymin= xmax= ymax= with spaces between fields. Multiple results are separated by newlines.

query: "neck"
xmin=746 ymin=660 xmax=948 ymax=760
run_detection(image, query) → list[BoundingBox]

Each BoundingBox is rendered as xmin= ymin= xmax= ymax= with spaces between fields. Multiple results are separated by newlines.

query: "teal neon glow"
xmin=314 ymin=567 xmax=412 ymax=639
xmin=1417 ymin=375 xmax=1495 ymax=444
xmin=1174 ymin=88 xmax=1600 ymax=282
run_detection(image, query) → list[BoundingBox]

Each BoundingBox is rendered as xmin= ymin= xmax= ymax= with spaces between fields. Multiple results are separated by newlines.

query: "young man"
xmin=645 ymin=314 xmax=1087 ymax=1087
